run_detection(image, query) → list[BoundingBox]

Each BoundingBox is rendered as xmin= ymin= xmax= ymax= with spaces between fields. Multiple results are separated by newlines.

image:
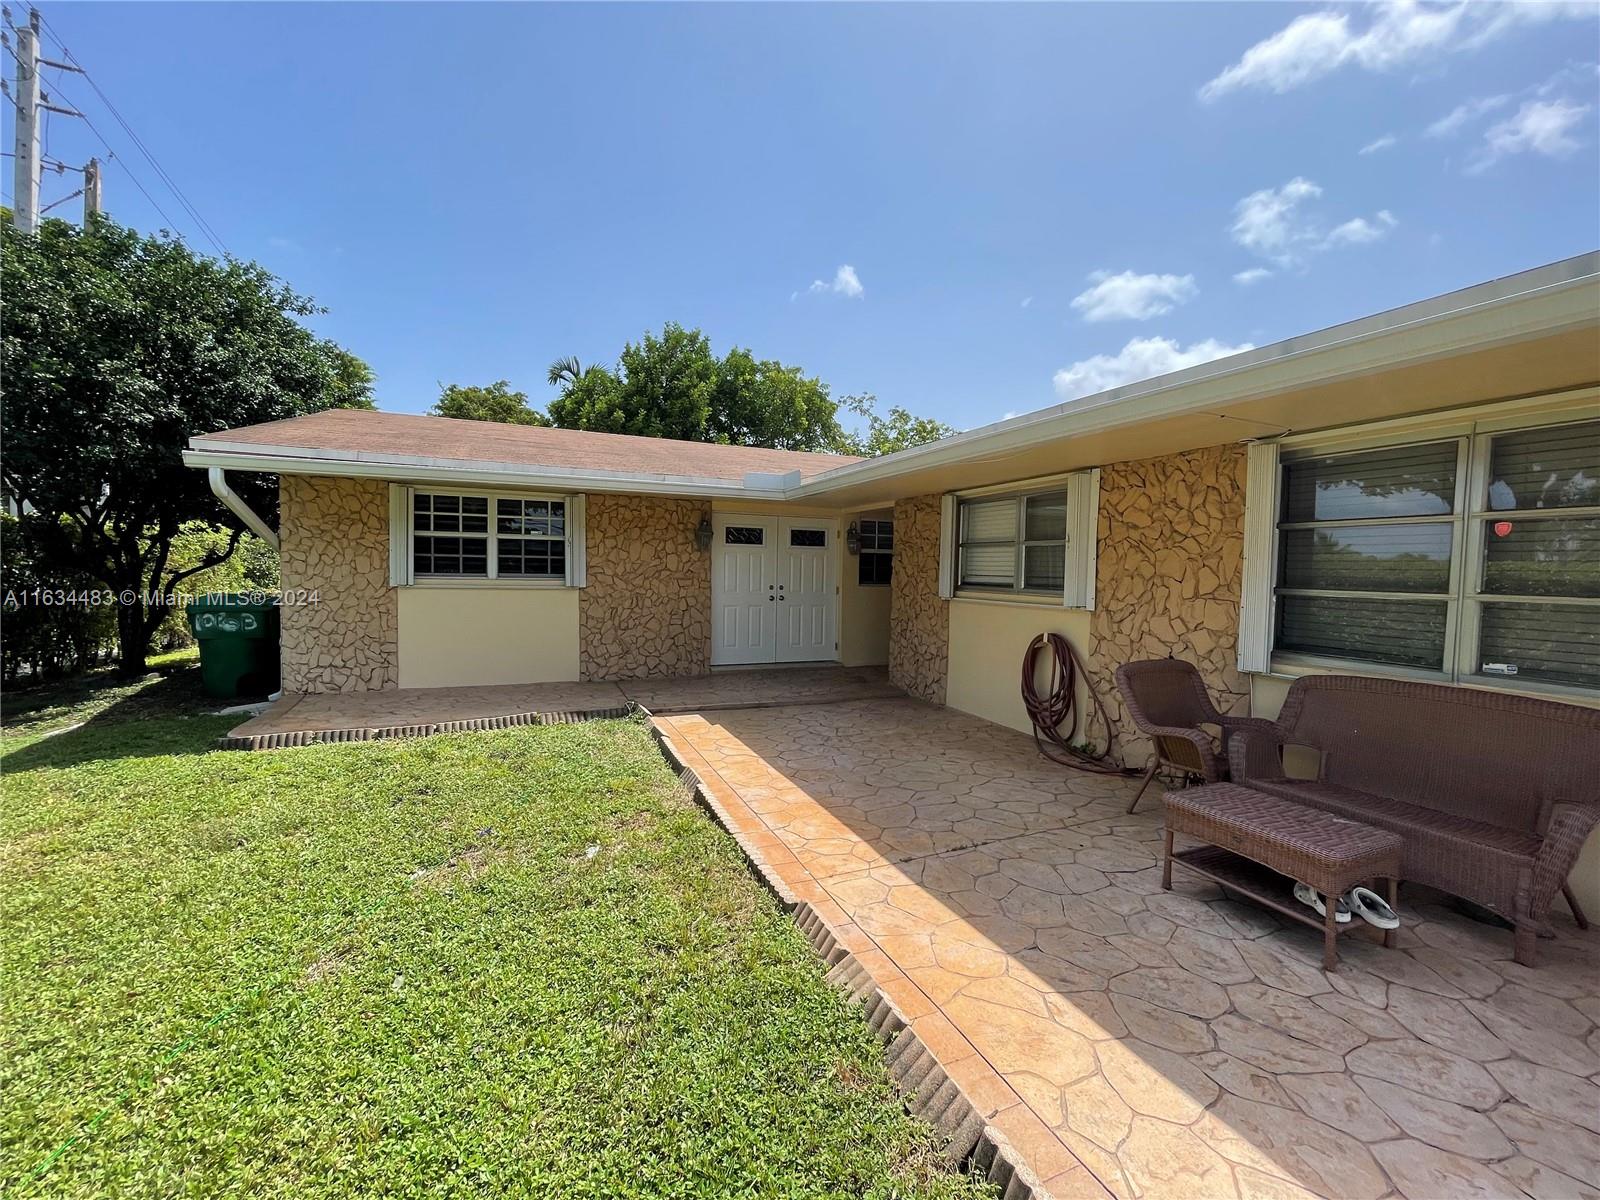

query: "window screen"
xmin=957 ymin=491 xmax=1067 ymax=594
xmin=1274 ymin=443 xmax=1460 ymax=671
xmin=1268 ymin=416 xmax=1599 ymax=694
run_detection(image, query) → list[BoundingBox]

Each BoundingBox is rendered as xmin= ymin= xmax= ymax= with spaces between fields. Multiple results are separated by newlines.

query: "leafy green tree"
xmin=544 ymin=324 xmax=954 ymax=456
xmin=1 ymin=214 xmax=374 ymax=674
xmin=1 ymin=513 xmax=116 ymax=684
xmin=837 ymin=394 xmax=957 ymax=457
xmin=547 ymin=323 xmax=716 ymax=440
xmin=430 ymin=380 xmax=549 ymax=426
xmin=708 ymin=348 xmax=844 ymax=451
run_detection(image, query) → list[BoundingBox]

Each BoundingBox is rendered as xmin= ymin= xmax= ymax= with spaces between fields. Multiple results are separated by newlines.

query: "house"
xmin=184 ymin=252 xmax=1600 ymax=904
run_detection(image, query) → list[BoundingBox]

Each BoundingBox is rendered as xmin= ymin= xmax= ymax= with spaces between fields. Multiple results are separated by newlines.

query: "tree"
xmin=1 ymin=214 xmax=375 ymax=674
xmin=543 ymin=323 xmax=954 ymax=456
xmin=547 ymin=323 xmax=716 ymax=440
xmin=708 ymin=348 xmax=844 ymax=451
xmin=431 ymin=380 xmax=549 ymax=426
xmin=837 ymin=394 xmax=957 ymax=457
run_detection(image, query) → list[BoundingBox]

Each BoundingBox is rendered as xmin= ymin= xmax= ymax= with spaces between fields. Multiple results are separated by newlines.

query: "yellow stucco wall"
xmin=840 ymin=574 xmax=891 ymax=666
xmin=1249 ymin=672 xmax=1600 ymax=925
xmin=945 ymin=598 xmax=1093 ymax=737
xmin=839 ymin=508 xmax=893 ymax=667
xmin=397 ymin=587 xmax=580 ymax=688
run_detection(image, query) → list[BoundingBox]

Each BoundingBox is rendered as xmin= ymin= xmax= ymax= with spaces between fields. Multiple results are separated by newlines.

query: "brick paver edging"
xmin=216 ymin=705 xmax=637 ymax=751
xmin=646 ymin=715 xmax=1058 ymax=1200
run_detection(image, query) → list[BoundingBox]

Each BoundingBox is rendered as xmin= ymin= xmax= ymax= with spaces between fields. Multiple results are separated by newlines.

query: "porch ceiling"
xmin=656 ymin=696 xmax=1600 ymax=1200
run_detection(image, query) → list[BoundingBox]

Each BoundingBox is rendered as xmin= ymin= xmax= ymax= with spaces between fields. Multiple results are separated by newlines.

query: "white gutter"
xmin=208 ymin=467 xmax=280 ymax=551
xmin=183 ymin=445 xmax=796 ymax=500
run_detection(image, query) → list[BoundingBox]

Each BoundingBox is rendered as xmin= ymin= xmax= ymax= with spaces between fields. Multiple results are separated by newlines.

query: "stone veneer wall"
xmin=888 ymin=494 xmax=949 ymax=705
xmin=1086 ymin=443 xmax=1248 ymax=764
xmin=579 ymin=494 xmax=711 ymax=681
xmin=278 ymin=475 xmax=398 ymax=693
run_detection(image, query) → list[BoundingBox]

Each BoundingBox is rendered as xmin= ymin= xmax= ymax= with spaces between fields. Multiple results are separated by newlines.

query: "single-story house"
xmin=185 ymin=253 xmax=1600 ymax=901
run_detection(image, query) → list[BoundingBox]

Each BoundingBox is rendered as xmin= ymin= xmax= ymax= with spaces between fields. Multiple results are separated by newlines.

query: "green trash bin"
xmin=187 ymin=593 xmax=281 ymax=699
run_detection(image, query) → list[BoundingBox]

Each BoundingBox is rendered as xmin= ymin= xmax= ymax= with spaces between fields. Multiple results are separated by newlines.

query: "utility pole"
xmin=10 ymin=8 xmax=40 ymax=233
xmin=82 ymin=154 xmax=100 ymax=220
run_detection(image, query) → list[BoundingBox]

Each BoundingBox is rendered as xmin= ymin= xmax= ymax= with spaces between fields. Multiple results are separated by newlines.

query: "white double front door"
xmin=711 ymin=514 xmax=837 ymax=666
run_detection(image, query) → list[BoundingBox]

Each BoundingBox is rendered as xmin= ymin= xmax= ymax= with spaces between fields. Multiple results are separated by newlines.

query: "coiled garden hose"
xmin=1021 ymin=632 xmax=1138 ymax=776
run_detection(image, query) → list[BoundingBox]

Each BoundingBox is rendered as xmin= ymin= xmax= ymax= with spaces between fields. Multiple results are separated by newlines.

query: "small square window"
xmin=725 ymin=526 xmax=764 ymax=545
xmin=859 ymin=553 xmax=893 ymax=586
xmin=790 ymin=528 xmax=826 ymax=547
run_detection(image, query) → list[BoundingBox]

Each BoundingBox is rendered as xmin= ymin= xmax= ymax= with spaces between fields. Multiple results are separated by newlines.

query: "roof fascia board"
xmin=789 ymin=261 xmax=1599 ymax=500
xmin=180 ymin=447 xmax=792 ymax=500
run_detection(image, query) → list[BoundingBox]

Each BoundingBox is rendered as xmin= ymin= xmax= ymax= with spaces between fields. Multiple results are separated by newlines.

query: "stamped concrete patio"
xmin=655 ymin=695 xmax=1600 ymax=1200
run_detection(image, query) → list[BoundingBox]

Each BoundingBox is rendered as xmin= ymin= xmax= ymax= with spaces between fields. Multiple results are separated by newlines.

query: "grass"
xmin=2 ymin=668 xmax=993 ymax=1199
xmin=1 ymin=649 xmax=213 ymax=739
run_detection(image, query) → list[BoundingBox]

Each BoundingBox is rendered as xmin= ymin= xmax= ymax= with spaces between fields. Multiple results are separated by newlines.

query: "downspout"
xmin=207 ymin=466 xmax=284 ymax=702
xmin=208 ymin=467 xmax=279 ymax=552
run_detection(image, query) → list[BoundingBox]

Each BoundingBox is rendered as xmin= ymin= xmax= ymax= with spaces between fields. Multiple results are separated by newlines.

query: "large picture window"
xmin=413 ymin=491 xmax=567 ymax=580
xmin=957 ymin=490 xmax=1067 ymax=594
xmin=1271 ymin=415 xmax=1598 ymax=691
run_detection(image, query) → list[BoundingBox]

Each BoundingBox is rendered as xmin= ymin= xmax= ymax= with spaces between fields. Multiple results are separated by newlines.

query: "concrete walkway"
xmin=654 ymin=696 xmax=1600 ymax=1200
xmin=223 ymin=665 xmax=901 ymax=747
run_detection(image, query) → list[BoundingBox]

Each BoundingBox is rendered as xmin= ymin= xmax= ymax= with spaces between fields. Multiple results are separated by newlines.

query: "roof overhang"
xmin=185 ymin=253 xmax=1600 ymax=506
xmin=180 ymin=440 xmax=799 ymax=500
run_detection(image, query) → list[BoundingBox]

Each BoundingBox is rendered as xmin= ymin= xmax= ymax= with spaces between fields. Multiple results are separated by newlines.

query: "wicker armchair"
xmin=1113 ymin=658 xmax=1275 ymax=814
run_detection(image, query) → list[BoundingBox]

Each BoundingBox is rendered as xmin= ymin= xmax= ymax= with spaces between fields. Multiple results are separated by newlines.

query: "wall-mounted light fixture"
xmin=695 ymin=514 xmax=714 ymax=552
xmin=845 ymin=521 xmax=861 ymax=556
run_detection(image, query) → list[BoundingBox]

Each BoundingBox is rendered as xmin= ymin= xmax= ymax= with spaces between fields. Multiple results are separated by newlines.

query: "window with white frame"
xmin=858 ymin=518 xmax=893 ymax=586
xmin=957 ymin=489 xmax=1067 ymax=594
xmin=1270 ymin=415 xmax=1598 ymax=691
xmin=412 ymin=491 xmax=566 ymax=580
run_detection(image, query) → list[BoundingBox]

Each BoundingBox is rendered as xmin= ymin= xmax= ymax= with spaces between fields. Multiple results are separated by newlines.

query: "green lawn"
xmin=2 ymin=670 xmax=991 ymax=1199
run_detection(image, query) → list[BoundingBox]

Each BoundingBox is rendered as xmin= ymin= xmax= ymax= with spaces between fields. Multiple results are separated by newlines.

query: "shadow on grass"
xmin=2 ymin=659 xmax=258 ymax=769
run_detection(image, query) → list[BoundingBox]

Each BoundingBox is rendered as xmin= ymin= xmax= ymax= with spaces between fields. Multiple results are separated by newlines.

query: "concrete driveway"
xmin=655 ymin=696 xmax=1600 ymax=1200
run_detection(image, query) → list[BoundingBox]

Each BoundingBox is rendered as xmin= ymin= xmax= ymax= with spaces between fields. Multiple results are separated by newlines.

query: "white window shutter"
xmin=388 ymin=484 xmax=411 ymax=587
xmin=937 ymin=494 xmax=956 ymax=599
xmin=1064 ymin=468 xmax=1100 ymax=609
xmin=1237 ymin=440 xmax=1281 ymax=673
xmin=565 ymin=494 xmax=587 ymax=587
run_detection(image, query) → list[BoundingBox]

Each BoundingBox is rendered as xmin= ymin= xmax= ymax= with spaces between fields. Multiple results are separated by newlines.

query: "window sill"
xmin=952 ymin=590 xmax=1065 ymax=609
xmin=1261 ymin=655 xmax=1598 ymax=706
xmin=406 ymin=578 xmax=571 ymax=590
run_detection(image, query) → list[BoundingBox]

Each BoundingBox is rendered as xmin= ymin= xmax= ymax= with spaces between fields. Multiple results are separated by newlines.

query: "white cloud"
xmin=1230 ymin=177 xmax=1397 ymax=268
xmin=1359 ymin=133 xmax=1399 ymax=155
xmin=1427 ymin=93 xmax=1511 ymax=138
xmin=1020 ymin=296 xmax=1033 ymax=309
xmin=1200 ymin=2 xmax=1595 ymax=101
xmin=1233 ymin=267 xmax=1273 ymax=286
xmin=1052 ymin=336 xmax=1254 ymax=400
xmin=1470 ymin=98 xmax=1592 ymax=171
xmin=1069 ymin=269 xmax=1198 ymax=323
xmin=1324 ymin=210 xmax=1399 ymax=246
xmin=1230 ymin=177 xmax=1323 ymax=261
xmin=806 ymin=264 xmax=864 ymax=299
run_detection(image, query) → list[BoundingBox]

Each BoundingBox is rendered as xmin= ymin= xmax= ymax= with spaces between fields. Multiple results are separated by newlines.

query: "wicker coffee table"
xmin=1163 ymin=782 xmax=1404 ymax=970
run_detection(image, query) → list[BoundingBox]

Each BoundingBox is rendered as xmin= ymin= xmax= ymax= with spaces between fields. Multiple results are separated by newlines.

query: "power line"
xmin=35 ymin=7 xmax=228 ymax=255
xmin=34 ymin=71 xmax=184 ymax=234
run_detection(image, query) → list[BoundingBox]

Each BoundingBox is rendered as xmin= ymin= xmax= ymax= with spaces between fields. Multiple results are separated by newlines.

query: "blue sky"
xmin=10 ymin=2 xmax=1599 ymax=432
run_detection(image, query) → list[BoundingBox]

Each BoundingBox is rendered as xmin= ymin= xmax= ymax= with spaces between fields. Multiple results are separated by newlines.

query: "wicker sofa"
xmin=1229 ymin=675 xmax=1600 ymax=966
